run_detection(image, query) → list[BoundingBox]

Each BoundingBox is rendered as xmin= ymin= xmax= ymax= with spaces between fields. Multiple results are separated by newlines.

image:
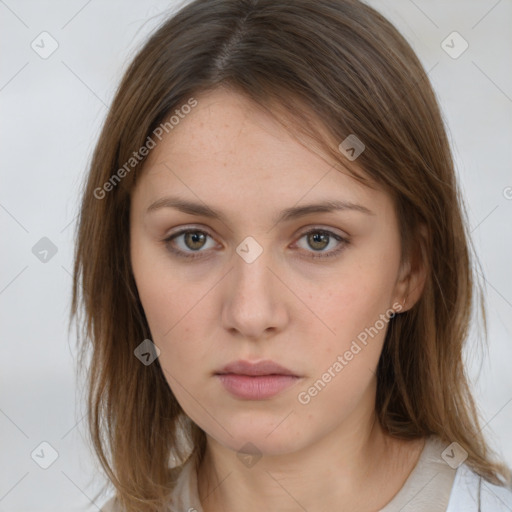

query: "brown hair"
xmin=70 ymin=0 xmax=511 ymax=509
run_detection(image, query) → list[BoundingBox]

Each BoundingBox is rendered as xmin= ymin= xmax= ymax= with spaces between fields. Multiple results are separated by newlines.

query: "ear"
xmin=393 ymin=223 xmax=428 ymax=314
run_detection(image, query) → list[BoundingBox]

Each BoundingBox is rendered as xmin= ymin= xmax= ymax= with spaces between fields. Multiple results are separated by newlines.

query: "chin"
xmin=205 ymin=411 xmax=307 ymax=457
xmin=224 ymin=434 xmax=302 ymax=458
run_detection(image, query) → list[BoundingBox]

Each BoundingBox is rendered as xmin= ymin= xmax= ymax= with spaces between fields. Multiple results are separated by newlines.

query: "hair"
xmin=70 ymin=0 xmax=511 ymax=510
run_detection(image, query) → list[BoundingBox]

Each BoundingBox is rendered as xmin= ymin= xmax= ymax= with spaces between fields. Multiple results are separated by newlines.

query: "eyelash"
xmin=163 ymin=227 xmax=349 ymax=261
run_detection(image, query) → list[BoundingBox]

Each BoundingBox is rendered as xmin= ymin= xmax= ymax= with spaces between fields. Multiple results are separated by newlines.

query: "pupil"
xmin=310 ymin=232 xmax=328 ymax=250
xmin=187 ymin=232 xmax=205 ymax=250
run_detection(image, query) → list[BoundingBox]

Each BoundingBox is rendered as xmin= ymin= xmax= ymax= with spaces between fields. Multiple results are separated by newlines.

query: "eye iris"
xmin=185 ymin=231 xmax=206 ymax=250
xmin=308 ymin=232 xmax=329 ymax=251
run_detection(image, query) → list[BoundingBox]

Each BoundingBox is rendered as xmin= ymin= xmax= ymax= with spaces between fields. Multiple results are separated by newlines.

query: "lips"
xmin=216 ymin=359 xmax=299 ymax=377
xmin=215 ymin=360 xmax=301 ymax=400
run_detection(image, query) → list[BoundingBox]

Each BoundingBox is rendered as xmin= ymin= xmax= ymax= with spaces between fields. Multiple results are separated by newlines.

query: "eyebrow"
xmin=146 ymin=195 xmax=375 ymax=223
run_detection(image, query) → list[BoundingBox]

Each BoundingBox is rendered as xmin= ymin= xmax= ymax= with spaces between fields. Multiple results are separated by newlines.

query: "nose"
xmin=221 ymin=242 xmax=289 ymax=341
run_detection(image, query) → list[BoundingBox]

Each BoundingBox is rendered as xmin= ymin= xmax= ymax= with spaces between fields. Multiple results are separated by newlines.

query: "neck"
xmin=197 ymin=410 xmax=424 ymax=512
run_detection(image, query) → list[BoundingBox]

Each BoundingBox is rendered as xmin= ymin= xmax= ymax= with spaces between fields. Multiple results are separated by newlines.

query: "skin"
xmin=130 ymin=87 xmax=427 ymax=511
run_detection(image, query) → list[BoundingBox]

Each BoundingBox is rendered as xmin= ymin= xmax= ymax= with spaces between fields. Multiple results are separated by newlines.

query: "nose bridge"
xmin=231 ymin=236 xmax=277 ymax=305
xmin=221 ymin=236 xmax=287 ymax=338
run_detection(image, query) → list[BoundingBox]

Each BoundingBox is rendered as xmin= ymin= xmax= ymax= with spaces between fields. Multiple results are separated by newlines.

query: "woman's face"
xmin=130 ymin=88 xmax=414 ymax=456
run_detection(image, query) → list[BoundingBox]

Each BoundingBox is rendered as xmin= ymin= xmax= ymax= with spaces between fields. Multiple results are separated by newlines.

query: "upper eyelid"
xmin=164 ymin=227 xmax=349 ymax=262
xmin=165 ymin=225 xmax=348 ymax=248
xmin=165 ymin=225 xmax=348 ymax=241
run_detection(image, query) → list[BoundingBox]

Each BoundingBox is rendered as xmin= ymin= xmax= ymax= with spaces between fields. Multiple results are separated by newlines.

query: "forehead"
xmin=132 ymin=88 xmax=392 ymax=218
xmin=148 ymin=88 xmax=329 ymax=172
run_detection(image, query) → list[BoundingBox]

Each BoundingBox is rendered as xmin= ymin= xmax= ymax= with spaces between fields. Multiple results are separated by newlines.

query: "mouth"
xmin=215 ymin=360 xmax=302 ymax=400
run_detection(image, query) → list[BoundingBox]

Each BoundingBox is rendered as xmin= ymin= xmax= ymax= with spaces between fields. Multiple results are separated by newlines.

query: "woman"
xmin=71 ymin=0 xmax=512 ymax=510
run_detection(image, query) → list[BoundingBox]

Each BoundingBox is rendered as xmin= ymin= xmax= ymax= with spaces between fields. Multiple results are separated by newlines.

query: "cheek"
xmin=131 ymin=264 xmax=217 ymax=389
xmin=135 ymin=275 xmax=207 ymax=364
xmin=302 ymin=255 xmax=397 ymax=389
xmin=131 ymin=230 xmax=201 ymax=339
xmin=295 ymin=281 xmax=391 ymax=422
xmin=135 ymin=276 xmax=212 ymax=415
xmin=317 ymin=268 xmax=393 ymax=343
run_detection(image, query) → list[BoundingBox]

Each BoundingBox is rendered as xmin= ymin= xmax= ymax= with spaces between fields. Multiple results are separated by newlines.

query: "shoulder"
xmin=99 ymin=456 xmax=200 ymax=512
xmin=447 ymin=463 xmax=512 ymax=512
xmin=100 ymin=495 xmax=119 ymax=512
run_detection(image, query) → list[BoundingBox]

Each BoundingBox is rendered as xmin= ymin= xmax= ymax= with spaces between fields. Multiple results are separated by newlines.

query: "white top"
xmin=101 ymin=435 xmax=512 ymax=511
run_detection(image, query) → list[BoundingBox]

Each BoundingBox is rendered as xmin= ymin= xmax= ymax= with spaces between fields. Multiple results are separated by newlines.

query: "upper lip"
xmin=216 ymin=360 xmax=299 ymax=377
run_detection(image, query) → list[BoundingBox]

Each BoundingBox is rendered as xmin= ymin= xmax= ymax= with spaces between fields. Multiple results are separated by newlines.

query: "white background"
xmin=1 ymin=1 xmax=511 ymax=510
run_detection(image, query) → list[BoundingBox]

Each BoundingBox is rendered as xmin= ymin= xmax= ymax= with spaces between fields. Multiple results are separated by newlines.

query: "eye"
xmin=163 ymin=227 xmax=349 ymax=260
xmin=294 ymin=228 xmax=349 ymax=259
xmin=164 ymin=228 xmax=217 ymax=260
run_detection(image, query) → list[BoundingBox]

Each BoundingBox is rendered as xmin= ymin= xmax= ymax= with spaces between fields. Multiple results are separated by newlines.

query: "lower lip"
xmin=216 ymin=374 xmax=300 ymax=400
